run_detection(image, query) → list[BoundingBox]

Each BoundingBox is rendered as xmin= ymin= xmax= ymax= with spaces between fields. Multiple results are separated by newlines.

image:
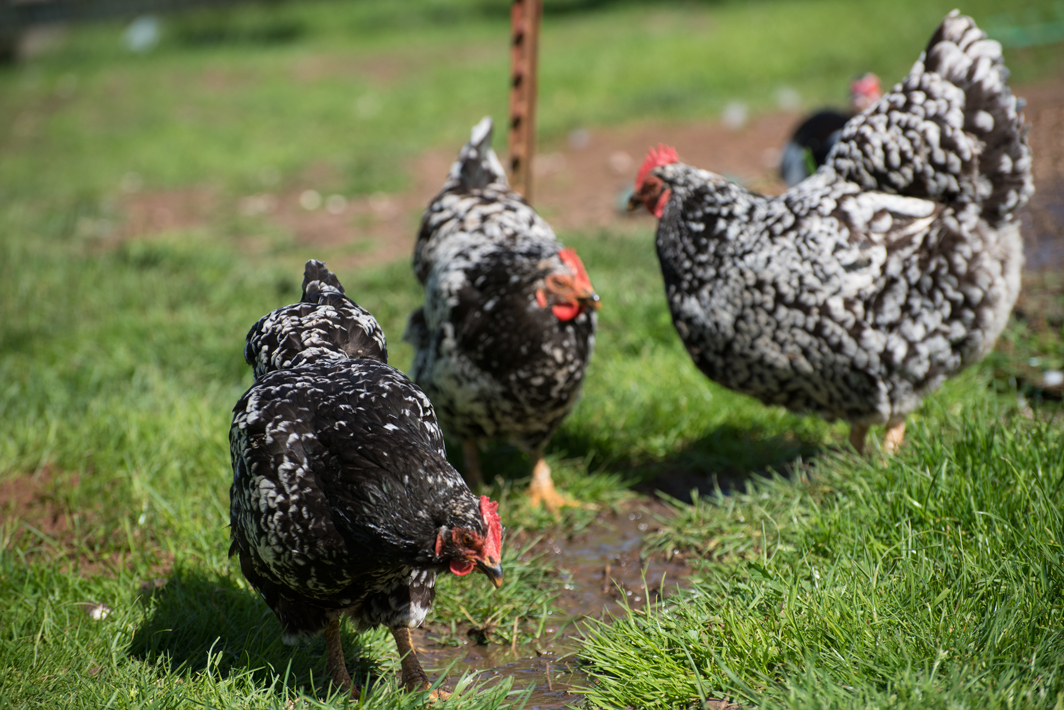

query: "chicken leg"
xmin=462 ymin=439 xmax=483 ymax=489
xmin=849 ymin=419 xmax=906 ymax=455
xmin=392 ymin=626 xmax=450 ymax=699
xmin=527 ymin=456 xmax=580 ymax=512
xmin=848 ymin=423 xmax=869 ymax=454
xmin=324 ymin=617 xmax=358 ymax=695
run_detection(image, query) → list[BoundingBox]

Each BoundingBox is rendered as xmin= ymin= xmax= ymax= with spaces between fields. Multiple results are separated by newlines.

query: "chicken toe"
xmin=527 ymin=458 xmax=582 ymax=512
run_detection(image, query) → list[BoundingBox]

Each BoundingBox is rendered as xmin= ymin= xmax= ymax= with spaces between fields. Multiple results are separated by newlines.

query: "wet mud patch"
xmin=413 ymin=500 xmax=691 ymax=708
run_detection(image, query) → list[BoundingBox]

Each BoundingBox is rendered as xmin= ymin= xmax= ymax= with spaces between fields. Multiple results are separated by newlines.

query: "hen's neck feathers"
xmin=658 ymin=164 xmax=767 ymax=219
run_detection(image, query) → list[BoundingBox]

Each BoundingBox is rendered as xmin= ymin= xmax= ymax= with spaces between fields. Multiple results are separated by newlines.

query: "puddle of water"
xmin=414 ymin=502 xmax=689 ymax=708
xmin=417 ymin=640 xmax=584 ymax=709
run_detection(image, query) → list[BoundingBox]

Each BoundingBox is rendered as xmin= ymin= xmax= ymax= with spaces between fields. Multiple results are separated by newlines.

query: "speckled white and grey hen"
xmin=229 ymin=260 xmax=504 ymax=696
xmin=629 ymin=12 xmax=1032 ymax=453
xmin=404 ymin=117 xmax=600 ymax=510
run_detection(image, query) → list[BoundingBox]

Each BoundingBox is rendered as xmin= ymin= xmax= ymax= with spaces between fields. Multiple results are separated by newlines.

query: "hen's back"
xmin=829 ymin=11 xmax=1032 ymax=223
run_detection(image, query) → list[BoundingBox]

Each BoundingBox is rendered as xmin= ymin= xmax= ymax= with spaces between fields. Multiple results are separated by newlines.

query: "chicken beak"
xmin=477 ymin=559 xmax=504 ymax=589
xmin=576 ymin=290 xmax=602 ymax=311
xmin=626 ymin=193 xmax=642 ymax=212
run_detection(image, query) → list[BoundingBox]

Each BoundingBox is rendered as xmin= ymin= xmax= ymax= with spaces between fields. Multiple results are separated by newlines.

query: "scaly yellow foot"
xmin=527 ymin=458 xmax=585 ymax=512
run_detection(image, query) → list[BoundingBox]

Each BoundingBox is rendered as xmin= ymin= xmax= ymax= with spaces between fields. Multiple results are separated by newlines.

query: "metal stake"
xmin=507 ymin=0 xmax=541 ymax=202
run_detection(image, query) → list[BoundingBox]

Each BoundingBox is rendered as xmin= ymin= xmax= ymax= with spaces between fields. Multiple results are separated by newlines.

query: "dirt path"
xmin=118 ymin=78 xmax=1064 ymax=272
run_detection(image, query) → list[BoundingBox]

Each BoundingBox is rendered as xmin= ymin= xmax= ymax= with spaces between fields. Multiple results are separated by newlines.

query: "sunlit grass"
xmin=581 ymin=403 xmax=1064 ymax=710
xmin=2 ymin=0 xmax=1063 ymax=708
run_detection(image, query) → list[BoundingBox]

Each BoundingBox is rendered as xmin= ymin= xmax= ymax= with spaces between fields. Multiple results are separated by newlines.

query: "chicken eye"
xmin=460 ymin=533 xmax=474 ymax=546
xmin=545 ymin=274 xmax=569 ymax=292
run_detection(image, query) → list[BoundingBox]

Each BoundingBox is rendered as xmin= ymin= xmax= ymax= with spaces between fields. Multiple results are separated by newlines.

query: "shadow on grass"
xmin=449 ymin=425 xmax=821 ymax=502
xmin=552 ymin=423 xmax=824 ymax=503
xmin=442 ymin=439 xmax=545 ymax=488
xmin=128 ymin=567 xmax=385 ymax=697
xmin=451 ymin=422 xmax=823 ymax=504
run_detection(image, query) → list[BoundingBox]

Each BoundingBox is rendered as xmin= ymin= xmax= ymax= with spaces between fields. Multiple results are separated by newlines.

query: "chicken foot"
xmin=883 ymin=420 xmax=906 ymax=453
xmin=848 ymin=419 xmax=906 ymax=455
xmin=465 ymin=443 xmax=583 ymax=511
xmin=324 ymin=617 xmax=359 ymax=695
xmin=392 ymin=626 xmax=450 ymax=700
xmin=527 ymin=457 xmax=581 ymax=512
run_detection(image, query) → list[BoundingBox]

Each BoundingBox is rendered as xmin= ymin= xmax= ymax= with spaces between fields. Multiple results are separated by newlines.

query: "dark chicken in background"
xmin=229 ymin=260 xmax=504 ymax=696
xmin=630 ymin=12 xmax=1032 ymax=453
xmin=779 ymin=73 xmax=882 ymax=187
xmin=405 ymin=117 xmax=600 ymax=511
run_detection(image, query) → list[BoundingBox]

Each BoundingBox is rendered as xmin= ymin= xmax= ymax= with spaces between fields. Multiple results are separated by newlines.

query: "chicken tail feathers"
xmin=829 ymin=11 xmax=1033 ymax=224
xmin=447 ymin=116 xmax=509 ymax=192
xmin=302 ymin=259 xmax=346 ymax=302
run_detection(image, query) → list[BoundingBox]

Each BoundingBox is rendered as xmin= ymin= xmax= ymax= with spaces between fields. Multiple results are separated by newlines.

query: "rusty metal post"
xmin=507 ymin=0 xmax=541 ymax=202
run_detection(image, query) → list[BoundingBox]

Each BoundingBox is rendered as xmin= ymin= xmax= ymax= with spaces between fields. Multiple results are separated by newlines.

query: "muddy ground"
xmin=414 ymin=502 xmax=688 ymax=708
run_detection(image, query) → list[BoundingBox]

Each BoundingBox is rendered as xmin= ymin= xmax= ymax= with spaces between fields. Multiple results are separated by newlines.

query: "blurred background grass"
xmin=3 ymin=0 xmax=1062 ymax=199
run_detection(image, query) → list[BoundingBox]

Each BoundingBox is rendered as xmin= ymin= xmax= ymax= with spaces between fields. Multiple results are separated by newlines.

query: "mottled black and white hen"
xmin=404 ymin=117 xmax=599 ymax=510
xmin=229 ymin=260 xmax=504 ymax=695
xmin=630 ymin=12 xmax=1032 ymax=453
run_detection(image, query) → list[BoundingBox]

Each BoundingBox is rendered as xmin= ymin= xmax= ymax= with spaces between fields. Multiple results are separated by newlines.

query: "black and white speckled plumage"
xmin=646 ymin=12 xmax=1030 ymax=429
xmin=230 ymin=261 xmax=487 ymax=644
xmin=404 ymin=117 xmax=597 ymax=452
xmin=244 ymin=260 xmax=387 ymax=381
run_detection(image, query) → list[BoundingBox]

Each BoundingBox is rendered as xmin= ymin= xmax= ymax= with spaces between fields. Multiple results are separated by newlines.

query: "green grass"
xmin=1 ymin=0 xmax=1063 ymax=708
xmin=580 ymin=403 xmax=1064 ymax=709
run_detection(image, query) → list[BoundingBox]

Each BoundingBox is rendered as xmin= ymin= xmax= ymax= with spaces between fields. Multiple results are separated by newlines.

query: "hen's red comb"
xmin=558 ymin=247 xmax=593 ymax=291
xmin=480 ymin=495 xmax=502 ymax=561
xmin=635 ymin=144 xmax=679 ymax=189
xmin=851 ymin=73 xmax=881 ymax=99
